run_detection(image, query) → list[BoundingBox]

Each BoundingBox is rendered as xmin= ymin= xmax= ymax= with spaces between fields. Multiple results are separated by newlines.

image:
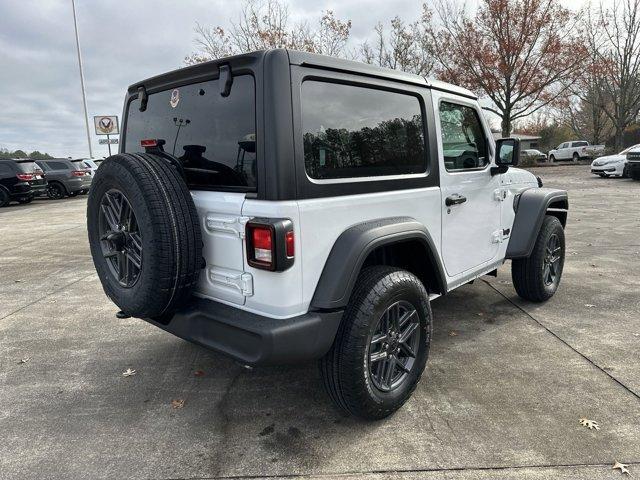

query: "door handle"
xmin=445 ymin=194 xmax=467 ymax=206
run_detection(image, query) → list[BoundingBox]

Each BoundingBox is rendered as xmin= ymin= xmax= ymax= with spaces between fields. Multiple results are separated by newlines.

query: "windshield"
xmin=620 ymin=144 xmax=640 ymax=155
xmin=124 ymin=74 xmax=257 ymax=191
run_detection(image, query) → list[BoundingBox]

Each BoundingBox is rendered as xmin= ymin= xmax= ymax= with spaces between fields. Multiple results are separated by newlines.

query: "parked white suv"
xmin=86 ymin=50 xmax=568 ymax=419
xmin=548 ymin=141 xmax=604 ymax=162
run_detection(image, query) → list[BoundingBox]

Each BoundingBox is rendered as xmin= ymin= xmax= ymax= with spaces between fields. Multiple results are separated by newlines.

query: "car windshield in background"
xmin=124 ymin=75 xmax=257 ymax=191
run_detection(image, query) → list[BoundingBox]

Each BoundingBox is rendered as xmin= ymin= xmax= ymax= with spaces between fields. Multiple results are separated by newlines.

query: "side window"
xmin=48 ymin=162 xmax=66 ymax=170
xmin=301 ymin=81 xmax=426 ymax=180
xmin=439 ymin=102 xmax=489 ymax=171
xmin=0 ymin=163 xmax=13 ymax=176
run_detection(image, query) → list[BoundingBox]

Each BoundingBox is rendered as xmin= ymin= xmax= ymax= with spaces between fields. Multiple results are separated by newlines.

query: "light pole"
xmin=71 ymin=0 xmax=93 ymax=158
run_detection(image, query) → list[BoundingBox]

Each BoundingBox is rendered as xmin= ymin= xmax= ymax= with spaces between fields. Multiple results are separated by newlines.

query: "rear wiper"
xmin=219 ymin=64 xmax=233 ymax=97
xmin=137 ymin=85 xmax=148 ymax=112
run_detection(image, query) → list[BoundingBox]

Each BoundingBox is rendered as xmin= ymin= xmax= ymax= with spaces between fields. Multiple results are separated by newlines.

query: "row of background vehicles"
xmin=0 ymin=158 xmax=100 ymax=207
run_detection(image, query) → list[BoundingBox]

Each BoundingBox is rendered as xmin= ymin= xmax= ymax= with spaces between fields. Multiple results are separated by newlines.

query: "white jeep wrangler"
xmin=87 ymin=50 xmax=568 ymax=420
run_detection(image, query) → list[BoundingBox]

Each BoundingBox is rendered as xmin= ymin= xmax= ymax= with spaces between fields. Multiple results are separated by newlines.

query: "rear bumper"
xmin=144 ymin=297 xmax=343 ymax=366
xmin=67 ymin=177 xmax=92 ymax=192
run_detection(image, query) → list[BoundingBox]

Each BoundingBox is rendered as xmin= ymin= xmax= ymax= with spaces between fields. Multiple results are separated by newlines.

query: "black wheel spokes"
xmin=99 ymin=189 xmax=142 ymax=288
xmin=369 ymin=300 xmax=420 ymax=392
xmin=543 ymin=234 xmax=562 ymax=286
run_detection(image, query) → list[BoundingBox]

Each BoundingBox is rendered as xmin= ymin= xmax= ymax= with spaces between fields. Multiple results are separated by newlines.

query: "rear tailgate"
xmin=122 ymin=68 xmax=258 ymax=307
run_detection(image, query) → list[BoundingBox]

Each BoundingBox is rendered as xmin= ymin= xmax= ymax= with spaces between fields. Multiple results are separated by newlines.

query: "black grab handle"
xmin=445 ymin=194 xmax=467 ymax=206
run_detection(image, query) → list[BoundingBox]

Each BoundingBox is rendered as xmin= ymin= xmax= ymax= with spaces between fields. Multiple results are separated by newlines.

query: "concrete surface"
xmin=0 ymin=166 xmax=638 ymax=480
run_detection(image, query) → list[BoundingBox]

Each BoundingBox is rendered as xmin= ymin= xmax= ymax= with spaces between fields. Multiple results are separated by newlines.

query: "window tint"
xmin=439 ymin=102 xmax=488 ymax=171
xmin=0 ymin=163 xmax=13 ymax=175
xmin=44 ymin=161 xmax=68 ymax=170
xmin=301 ymin=81 xmax=425 ymax=180
xmin=573 ymin=141 xmax=588 ymax=147
xmin=125 ymin=75 xmax=256 ymax=191
xmin=16 ymin=161 xmax=38 ymax=173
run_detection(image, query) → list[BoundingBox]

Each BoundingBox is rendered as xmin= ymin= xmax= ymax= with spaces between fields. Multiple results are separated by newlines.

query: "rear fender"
xmin=310 ymin=217 xmax=446 ymax=310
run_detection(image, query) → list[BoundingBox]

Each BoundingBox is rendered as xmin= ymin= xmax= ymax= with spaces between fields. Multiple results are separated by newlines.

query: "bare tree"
xmin=360 ymin=6 xmax=436 ymax=76
xmin=584 ymin=0 xmax=640 ymax=150
xmin=185 ymin=0 xmax=351 ymax=64
xmin=429 ymin=0 xmax=588 ymax=137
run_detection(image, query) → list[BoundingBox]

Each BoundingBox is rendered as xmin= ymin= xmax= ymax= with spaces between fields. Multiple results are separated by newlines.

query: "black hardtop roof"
xmin=128 ymin=49 xmax=477 ymax=100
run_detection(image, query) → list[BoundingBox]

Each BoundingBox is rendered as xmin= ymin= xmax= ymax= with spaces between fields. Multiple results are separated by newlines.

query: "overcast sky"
xmin=0 ymin=0 xmax=601 ymax=158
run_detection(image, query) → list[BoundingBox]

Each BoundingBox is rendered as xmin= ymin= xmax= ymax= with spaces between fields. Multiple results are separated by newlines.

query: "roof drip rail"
xmin=137 ymin=85 xmax=148 ymax=112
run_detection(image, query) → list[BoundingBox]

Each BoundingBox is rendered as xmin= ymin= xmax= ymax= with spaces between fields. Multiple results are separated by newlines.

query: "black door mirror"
xmin=492 ymin=138 xmax=520 ymax=175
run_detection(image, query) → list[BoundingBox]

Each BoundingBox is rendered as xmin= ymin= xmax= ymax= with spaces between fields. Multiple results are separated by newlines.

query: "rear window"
xmin=71 ymin=160 xmax=88 ymax=170
xmin=124 ymin=74 xmax=256 ymax=191
xmin=573 ymin=141 xmax=588 ymax=147
xmin=16 ymin=161 xmax=38 ymax=173
xmin=301 ymin=81 xmax=425 ymax=180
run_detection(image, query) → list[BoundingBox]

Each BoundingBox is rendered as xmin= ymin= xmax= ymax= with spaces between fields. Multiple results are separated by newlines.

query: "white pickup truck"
xmin=548 ymin=141 xmax=605 ymax=162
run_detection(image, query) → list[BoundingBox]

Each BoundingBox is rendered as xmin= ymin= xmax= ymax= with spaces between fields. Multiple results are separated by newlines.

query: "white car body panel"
xmin=590 ymin=154 xmax=626 ymax=176
xmin=188 ymin=91 xmax=538 ymax=320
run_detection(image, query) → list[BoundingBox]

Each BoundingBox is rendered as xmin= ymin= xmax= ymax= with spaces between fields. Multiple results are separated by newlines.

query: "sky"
xmin=0 ymin=0 xmax=604 ymax=158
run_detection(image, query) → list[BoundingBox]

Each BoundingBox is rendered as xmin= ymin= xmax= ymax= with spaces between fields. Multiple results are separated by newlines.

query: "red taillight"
xmin=246 ymin=219 xmax=294 ymax=271
xmin=16 ymin=173 xmax=33 ymax=181
xmin=71 ymin=170 xmax=87 ymax=177
xmin=252 ymin=226 xmax=273 ymax=264
xmin=285 ymin=230 xmax=294 ymax=257
xmin=141 ymin=139 xmax=157 ymax=148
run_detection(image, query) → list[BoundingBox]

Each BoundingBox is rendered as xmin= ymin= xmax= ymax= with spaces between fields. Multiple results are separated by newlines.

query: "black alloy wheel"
xmin=368 ymin=300 xmax=421 ymax=392
xmin=47 ymin=183 xmax=66 ymax=199
xmin=542 ymin=233 xmax=562 ymax=287
xmin=98 ymin=189 xmax=142 ymax=288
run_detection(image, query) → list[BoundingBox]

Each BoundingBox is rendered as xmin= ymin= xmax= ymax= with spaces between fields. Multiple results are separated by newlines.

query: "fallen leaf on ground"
xmin=585 ymin=304 xmax=596 ymax=308
xmin=18 ymin=357 xmax=30 ymax=364
xmin=449 ymin=331 xmax=458 ymax=337
xmin=590 ymin=264 xmax=597 ymax=268
xmin=612 ymin=461 xmax=630 ymax=475
xmin=171 ymin=399 xmax=185 ymax=409
xmin=194 ymin=370 xmax=205 ymax=377
xmin=122 ymin=368 xmax=136 ymax=377
xmin=579 ymin=418 xmax=600 ymax=430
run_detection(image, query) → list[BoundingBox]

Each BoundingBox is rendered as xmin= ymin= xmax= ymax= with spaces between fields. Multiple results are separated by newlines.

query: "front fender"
xmin=506 ymin=188 xmax=568 ymax=259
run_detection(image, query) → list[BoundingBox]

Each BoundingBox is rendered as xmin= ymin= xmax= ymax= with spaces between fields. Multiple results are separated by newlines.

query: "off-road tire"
xmin=0 ymin=187 xmax=10 ymax=207
xmin=87 ymin=153 xmax=202 ymax=319
xmin=47 ymin=182 xmax=66 ymax=199
xmin=549 ymin=155 xmax=556 ymax=162
xmin=572 ymin=152 xmax=579 ymax=162
xmin=512 ymin=215 xmax=565 ymax=302
xmin=319 ymin=266 xmax=432 ymax=420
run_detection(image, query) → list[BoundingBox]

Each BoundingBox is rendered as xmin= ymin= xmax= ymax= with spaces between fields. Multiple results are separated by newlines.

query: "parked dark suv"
xmin=35 ymin=159 xmax=92 ymax=199
xmin=0 ymin=159 xmax=47 ymax=207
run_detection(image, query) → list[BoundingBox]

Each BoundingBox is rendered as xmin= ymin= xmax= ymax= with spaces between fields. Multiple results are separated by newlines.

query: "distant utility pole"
xmin=71 ymin=0 xmax=93 ymax=158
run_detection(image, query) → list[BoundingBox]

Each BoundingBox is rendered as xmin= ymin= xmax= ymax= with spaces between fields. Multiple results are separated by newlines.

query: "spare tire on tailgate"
xmin=87 ymin=152 xmax=202 ymax=319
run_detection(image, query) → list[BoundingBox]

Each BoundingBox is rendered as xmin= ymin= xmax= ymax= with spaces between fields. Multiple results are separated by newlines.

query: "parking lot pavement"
xmin=0 ymin=167 xmax=638 ymax=480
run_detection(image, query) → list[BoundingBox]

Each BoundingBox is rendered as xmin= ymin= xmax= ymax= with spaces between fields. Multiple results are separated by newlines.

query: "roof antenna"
xmin=219 ymin=64 xmax=233 ymax=97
